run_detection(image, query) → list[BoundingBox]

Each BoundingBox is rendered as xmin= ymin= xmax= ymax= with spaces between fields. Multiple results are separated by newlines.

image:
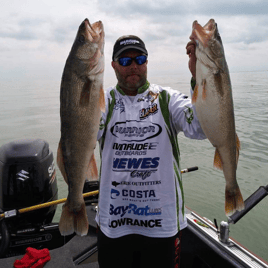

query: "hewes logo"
xmin=110 ymin=120 xmax=162 ymax=142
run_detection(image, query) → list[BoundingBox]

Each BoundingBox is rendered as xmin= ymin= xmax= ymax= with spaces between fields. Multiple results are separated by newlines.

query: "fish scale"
xmin=190 ymin=19 xmax=244 ymax=216
xmin=57 ymin=18 xmax=105 ymax=236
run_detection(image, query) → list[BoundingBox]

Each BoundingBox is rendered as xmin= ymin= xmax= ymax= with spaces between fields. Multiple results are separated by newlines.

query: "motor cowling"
xmin=0 ymin=139 xmax=58 ymax=227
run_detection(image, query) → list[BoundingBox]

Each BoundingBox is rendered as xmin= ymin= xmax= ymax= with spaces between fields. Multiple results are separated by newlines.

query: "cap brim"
xmin=113 ymin=46 xmax=148 ymax=61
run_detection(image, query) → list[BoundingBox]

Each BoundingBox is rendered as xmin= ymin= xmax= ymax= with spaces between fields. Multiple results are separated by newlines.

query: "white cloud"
xmin=1 ymin=0 xmax=268 ymax=84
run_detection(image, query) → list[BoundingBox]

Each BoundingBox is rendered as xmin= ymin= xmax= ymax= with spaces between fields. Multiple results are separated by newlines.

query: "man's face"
xmin=112 ymin=50 xmax=148 ymax=95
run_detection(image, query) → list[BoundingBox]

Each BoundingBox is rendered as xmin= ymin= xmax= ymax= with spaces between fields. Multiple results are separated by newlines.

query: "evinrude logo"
xmin=16 ymin=170 xmax=29 ymax=181
xmin=113 ymin=142 xmax=157 ymax=151
xmin=113 ymin=142 xmax=158 ymax=156
xmin=110 ymin=120 xmax=162 ymax=142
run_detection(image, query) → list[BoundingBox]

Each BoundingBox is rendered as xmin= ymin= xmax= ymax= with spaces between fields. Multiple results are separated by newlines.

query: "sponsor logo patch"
xmin=114 ymin=98 xmax=125 ymax=113
xmin=139 ymin=103 xmax=158 ymax=120
xmin=112 ymin=157 xmax=160 ymax=180
xmin=109 ymin=203 xmax=162 ymax=217
xmin=112 ymin=180 xmax=161 ymax=187
xmin=110 ymin=120 xmax=162 ymax=142
xmin=120 ymin=39 xmax=140 ymax=46
xmin=184 ymin=106 xmax=194 ymax=124
xmin=109 ymin=218 xmax=162 ymax=228
xmin=137 ymin=91 xmax=159 ymax=103
xmin=110 ymin=189 xmax=156 ymax=199
xmin=113 ymin=142 xmax=158 ymax=156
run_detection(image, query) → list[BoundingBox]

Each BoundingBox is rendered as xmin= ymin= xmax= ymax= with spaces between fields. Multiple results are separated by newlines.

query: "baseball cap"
xmin=112 ymin=35 xmax=148 ymax=61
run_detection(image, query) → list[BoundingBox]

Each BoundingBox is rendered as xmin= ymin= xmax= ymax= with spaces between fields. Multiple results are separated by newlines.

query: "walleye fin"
xmin=213 ymin=148 xmax=223 ymax=170
xmin=202 ymin=79 xmax=207 ymax=100
xmin=86 ymin=154 xmax=98 ymax=181
xmin=225 ymin=186 xmax=245 ymax=216
xmin=74 ymin=202 xmax=89 ymax=236
xmin=59 ymin=200 xmax=89 ymax=236
xmin=57 ymin=141 xmax=68 ymax=183
xmin=192 ymin=84 xmax=199 ymax=104
xmin=99 ymin=87 xmax=106 ymax=112
xmin=80 ymin=78 xmax=92 ymax=106
xmin=236 ymin=133 xmax=241 ymax=167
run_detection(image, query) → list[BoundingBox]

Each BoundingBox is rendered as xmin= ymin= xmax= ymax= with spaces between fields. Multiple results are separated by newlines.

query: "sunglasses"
xmin=116 ymin=55 xmax=147 ymax=67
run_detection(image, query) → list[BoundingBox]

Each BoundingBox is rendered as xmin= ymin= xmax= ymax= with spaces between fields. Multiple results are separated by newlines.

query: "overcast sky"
xmin=1 ymin=0 xmax=268 ymax=85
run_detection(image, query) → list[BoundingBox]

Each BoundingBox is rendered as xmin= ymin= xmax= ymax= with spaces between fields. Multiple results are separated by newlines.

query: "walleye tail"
xmin=59 ymin=199 xmax=89 ymax=236
xmin=225 ymin=186 xmax=245 ymax=216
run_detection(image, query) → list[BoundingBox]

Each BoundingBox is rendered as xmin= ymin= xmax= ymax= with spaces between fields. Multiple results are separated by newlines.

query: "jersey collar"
xmin=116 ymin=81 xmax=150 ymax=96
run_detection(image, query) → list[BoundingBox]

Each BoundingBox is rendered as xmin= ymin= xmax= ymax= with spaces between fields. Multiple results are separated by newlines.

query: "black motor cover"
xmin=0 ymin=139 xmax=58 ymax=227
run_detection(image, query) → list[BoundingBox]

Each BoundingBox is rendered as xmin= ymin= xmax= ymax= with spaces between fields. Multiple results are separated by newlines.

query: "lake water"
xmin=0 ymin=71 xmax=267 ymax=262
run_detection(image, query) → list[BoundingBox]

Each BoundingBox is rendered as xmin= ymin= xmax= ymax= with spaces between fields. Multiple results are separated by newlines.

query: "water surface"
xmin=0 ymin=72 xmax=267 ymax=261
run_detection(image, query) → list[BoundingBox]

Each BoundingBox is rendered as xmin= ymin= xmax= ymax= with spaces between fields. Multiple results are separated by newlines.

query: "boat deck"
xmin=1 ymin=205 xmax=267 ymax=268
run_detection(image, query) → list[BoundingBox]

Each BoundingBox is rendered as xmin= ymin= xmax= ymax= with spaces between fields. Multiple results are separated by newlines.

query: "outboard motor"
xmin=0 ymin=139 xmax=58 ymax=257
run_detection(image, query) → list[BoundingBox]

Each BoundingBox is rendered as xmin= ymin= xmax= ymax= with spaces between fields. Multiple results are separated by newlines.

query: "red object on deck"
xmin=13 ymin=247 xmax=50 ymax=268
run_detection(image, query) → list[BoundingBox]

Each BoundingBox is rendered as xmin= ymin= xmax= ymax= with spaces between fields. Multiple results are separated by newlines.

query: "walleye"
xmin=57 ymin=19 xmax=105 ymax=236
xmin=190 ymin=19 xmax=244 ymax=216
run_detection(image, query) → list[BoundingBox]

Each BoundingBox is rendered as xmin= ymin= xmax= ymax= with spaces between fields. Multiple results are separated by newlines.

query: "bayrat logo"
xmin=110 ymin=120 xmax=162 ymax=142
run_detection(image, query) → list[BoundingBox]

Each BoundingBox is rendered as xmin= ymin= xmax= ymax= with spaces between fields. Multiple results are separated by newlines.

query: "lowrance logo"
xmin=110 ymin=120 xmax=162 ymax=142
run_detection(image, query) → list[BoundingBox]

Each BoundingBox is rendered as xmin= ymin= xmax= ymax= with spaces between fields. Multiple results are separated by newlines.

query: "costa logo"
xmin=110 ymin=120 xmax=162 ymax=142
xmin=111 ymin=189 xmax=120 ymax=199
xmin=110 ymin=189 xmax=156 ymax=200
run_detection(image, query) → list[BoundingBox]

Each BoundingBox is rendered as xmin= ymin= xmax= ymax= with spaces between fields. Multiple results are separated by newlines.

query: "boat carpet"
xmin=0 ymin=205 xmax=99 ymax=268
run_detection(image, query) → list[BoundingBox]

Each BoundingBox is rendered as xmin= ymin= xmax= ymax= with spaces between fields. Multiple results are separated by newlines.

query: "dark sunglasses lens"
xmin=135 ymin=55 xmax=147 ymax=65
xmin=118 ymin=55 xmax=147 ymax=66
xmin=118 ymin=57 xmax=132 ymax=66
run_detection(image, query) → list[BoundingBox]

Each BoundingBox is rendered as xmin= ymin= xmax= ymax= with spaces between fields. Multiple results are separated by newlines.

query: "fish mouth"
xmin=80 ymin=18 xmax=104 ymax=43
xmin=190 ymin=19 xmax=217 ymax=47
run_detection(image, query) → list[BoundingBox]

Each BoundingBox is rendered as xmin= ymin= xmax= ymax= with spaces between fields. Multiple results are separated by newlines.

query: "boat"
xmin=0 ymin=139 xmax=267 ymax=267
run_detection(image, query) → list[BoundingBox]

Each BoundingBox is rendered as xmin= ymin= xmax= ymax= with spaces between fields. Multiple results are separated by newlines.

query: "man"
xmin=96 ymin=35 xmax=205 ymax=268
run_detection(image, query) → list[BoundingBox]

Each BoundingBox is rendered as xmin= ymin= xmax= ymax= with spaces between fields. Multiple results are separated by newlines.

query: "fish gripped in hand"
xmin=57 ymin=19 xmax=105 ymax=236
xmin=190 ymin=19 xmax=244 ymax=216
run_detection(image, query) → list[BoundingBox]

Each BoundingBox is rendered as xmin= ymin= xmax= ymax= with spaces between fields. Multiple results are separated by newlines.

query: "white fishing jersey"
xmin=96 ymin=81 xmax=206 ymax=238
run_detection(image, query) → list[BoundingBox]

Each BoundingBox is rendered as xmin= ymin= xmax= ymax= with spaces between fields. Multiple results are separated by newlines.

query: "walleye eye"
xmin=79 ymin=35 xmax=85 ymax=43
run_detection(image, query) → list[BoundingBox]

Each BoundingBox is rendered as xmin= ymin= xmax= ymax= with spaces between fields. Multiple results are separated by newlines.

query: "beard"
xmin=115 ymin=69 xmax=147 ymax=93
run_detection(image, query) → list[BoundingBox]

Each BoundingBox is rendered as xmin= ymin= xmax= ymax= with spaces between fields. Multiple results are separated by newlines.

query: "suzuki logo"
xmin=16 ymin=170 xmax=30 ymax=181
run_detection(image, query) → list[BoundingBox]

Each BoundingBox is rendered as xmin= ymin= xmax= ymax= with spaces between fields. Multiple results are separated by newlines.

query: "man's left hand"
xmin=186 ymin=41 xmax=196 ymax=79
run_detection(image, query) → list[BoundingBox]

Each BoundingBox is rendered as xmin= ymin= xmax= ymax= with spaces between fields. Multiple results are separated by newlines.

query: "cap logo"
xmin=120 ymin=39 xmax=140 ymax=46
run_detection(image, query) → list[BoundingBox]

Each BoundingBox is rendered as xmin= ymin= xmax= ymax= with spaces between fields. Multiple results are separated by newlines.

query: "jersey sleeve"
xmin=168 ymin=87 xmax=206 ymax=140
xmin=97 ymin=88 xmax=112 ymax=141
